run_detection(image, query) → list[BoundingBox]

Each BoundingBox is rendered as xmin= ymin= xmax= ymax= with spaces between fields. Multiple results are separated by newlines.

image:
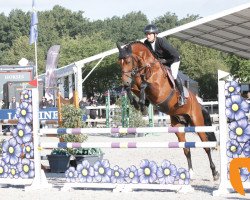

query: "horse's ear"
xmin=116 ymin=42 xmax=122 ymax=50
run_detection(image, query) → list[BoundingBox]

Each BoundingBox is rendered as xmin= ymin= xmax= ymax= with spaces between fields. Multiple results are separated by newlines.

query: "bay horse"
xmin=117 ymin=41 xmax=219 ymax=181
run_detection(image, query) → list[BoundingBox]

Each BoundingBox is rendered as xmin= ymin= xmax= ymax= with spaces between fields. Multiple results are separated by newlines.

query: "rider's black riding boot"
xmin=174 ymin=77 xmax=185 ymax=106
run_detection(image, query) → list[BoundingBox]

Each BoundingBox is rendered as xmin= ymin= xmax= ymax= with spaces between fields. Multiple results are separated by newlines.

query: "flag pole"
xmin=34 ymin=40 xmax=38 ymax=79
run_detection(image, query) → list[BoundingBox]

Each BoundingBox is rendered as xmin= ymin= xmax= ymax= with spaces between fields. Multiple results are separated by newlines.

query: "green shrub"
xmin=113 ymin=97 xmax=147 ymax=127
xmin=61 ymin=104 xmax=86 ymax=128
xmin=56 ymin=104 xmax=102 ymax=156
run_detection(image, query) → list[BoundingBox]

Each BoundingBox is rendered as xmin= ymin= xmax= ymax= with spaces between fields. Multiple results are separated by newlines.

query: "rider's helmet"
xmin=144 ymin=24 xmax=159 ymax=34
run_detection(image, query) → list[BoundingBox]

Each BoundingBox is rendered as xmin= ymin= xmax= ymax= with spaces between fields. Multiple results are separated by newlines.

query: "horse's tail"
xmin=202 ymin=106 xmax=217 ymax=141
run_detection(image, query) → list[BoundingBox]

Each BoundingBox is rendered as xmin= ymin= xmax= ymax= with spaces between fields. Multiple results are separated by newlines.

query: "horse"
xmin=117 ymin=41 xmax=219 ymax=181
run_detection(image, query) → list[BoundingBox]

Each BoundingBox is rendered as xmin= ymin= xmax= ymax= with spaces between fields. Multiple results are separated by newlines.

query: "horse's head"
xmin=117 ymin=42 xmax=136 ymax=87
xmin=117 ymin=42 xmax=154 ymax=87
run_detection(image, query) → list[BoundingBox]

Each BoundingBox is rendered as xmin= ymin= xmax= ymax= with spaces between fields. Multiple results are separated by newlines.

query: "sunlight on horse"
xmin=117 ymin=41 xmax=219 ymax=181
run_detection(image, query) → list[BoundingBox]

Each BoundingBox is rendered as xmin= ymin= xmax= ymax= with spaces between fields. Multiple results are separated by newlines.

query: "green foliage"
xmin=58 ymin=33 xmax=114 ymax=66
xmin=1 ymin=36 xmax=46 ymax=74
xmin=72 ymin=148 xmax=103 ymax=156
xmin=60 ymin=133 xmax=88 ymax=144
xmin=60 ymin=104 xmax=102 ymax=156
xmin=225 ymin=55 xmax=250 ymax=82
xmin=113 ymin=97 xmax=147 ymax=127
xmin=61 ymin=104 xmax=85 ymax=128
xmin=51 ymin=148 xmax=70 ymax=156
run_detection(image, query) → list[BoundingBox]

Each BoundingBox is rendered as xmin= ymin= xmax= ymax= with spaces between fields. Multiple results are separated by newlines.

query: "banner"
xmin=29 ymin=0 xmax=38 ymax=45
xmin=45 ymin=45 xmax=60 ymax=100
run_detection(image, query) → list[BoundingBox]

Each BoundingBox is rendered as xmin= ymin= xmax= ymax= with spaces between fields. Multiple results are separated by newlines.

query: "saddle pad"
xmin=165 ymin=67 xmax=190 ymax=98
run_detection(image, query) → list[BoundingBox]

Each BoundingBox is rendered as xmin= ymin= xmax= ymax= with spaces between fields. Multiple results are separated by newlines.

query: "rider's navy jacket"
xmin=144 ymin=37 xmax=180 ymax=66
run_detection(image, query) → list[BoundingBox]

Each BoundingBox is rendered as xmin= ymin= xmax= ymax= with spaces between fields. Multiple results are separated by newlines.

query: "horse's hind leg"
xmin=171 ymin=117 xmax=194 ymax=177
xmin=190 ymin=112 xmax=219 ymax=181
xmin=204 ymin=145 xmax=219 ymax=181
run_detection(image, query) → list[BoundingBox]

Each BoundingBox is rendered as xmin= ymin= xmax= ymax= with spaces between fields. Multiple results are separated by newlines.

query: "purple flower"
xmin=226 ymin=140 xmax=242 ymax=158
xmin=243 ymin=141 xmax=250 ymax=157
xmin=157 ymin=160 xmax=177 ymax=184
xmin=2 ymin=138 xmax=22 ymax=165
xmin=23 ymin=142 xmax=34 ymax=159
xmin=226 ymin=95 xmax=249 ymax=121
xmin=21 ymin=90 xmax=32 ymax=103
xmin=176 ymin=168 xmax=190 ymax=185
xmin=8 ymin=165 xmax=19 ymax=179
xmin=0 ymin=160 xmax=8 ymax=178
xmin=125 ymin=165 xmax=139 ymax=183
xmin=225 ymin=81 xmax=240 ymax=96
xmin=65 ymin=167 xmax=78 ymax=182
xmin=12 ymin=123 xmax=32 ymax=144
xmin=111 ymin=165 xmax=125 ymax=183
xmin=77 ymin=160 xmax=94 ymax=183
xmin=93 ymin=159 xmax=111 ymax=183
xmin=16 ymin=102 xmax=32 ymax=124
xmin=17 ymin=159 xmax=35 ymax=179
xmin=239 ymin=168 xmax=250 ymax=182
xmin=138 ymin=159 xmax=157 ymax=184
xmin=229 ymin=118 xmax=250 ymax=143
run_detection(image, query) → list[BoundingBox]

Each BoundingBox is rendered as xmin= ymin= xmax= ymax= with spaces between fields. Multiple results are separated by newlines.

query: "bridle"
xmin=121 ymin=54 xmax=158 ymax=81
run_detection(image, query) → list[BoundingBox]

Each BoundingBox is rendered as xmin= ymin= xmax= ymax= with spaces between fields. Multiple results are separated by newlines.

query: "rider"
xmin=143 ymin=24 xmax=185 ymax=106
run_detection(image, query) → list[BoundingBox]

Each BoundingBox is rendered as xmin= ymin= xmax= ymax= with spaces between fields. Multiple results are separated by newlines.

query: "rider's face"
xmin=145 ymin=32 xmax=155 ymax=42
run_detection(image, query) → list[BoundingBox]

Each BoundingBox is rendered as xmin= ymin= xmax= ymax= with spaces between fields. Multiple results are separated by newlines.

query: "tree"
xmin=225 ymin=55 xmax=250 ymax=82
xmin=1 ymin=36 xmax=46 ymax=74
xmin=58 ymin=32 xmax=115 ymax=66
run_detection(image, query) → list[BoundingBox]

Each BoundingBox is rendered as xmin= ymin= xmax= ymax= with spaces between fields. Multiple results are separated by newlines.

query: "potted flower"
xmin=47 ymin=148 xmax=71 ymax=173
xmin=48 ymin=104 xmax=104 ymax=171
xmin=71 ymin=147 xmax=104 ymax=168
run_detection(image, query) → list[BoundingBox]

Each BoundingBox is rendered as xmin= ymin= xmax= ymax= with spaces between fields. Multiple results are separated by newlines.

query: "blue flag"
xmin=29 ymin=0 xmax=38 ymax=44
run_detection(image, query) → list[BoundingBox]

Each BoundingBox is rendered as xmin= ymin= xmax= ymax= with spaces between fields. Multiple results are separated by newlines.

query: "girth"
xmin=155 ymin=89 xmax=175 ymax=113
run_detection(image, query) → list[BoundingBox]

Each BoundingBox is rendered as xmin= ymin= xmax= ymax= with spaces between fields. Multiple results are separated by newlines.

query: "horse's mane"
xmin=129 ymin=41 xmax=158 ymax=59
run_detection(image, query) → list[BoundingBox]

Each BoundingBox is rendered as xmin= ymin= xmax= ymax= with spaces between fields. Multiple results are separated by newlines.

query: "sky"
xmin=0 ymin=0 xmax=250 ymax=21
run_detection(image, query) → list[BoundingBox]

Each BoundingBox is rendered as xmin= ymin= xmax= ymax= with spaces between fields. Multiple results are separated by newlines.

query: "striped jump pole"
xmin=40 ymin=141 xmax=218 ymax=149
xmin=39 ymin=126 xmax=218 ymax=136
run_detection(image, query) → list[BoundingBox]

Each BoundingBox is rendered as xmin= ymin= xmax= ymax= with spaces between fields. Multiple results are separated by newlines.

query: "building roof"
xmin=158 ymin=2 xmax=250 ymax=59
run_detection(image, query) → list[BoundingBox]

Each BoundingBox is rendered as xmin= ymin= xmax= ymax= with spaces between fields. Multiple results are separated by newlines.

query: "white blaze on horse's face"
xmin=120 ymin=57 xmax=133 ymax=87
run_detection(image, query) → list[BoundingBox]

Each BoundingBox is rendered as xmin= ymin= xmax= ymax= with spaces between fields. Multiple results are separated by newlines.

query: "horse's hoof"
xmin=213 ymin=171 xmax=220 ymax=181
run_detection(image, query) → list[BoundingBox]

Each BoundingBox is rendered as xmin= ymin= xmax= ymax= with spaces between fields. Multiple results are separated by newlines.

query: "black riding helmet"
xmin=144 ymin=24 xmax=159 ymax=34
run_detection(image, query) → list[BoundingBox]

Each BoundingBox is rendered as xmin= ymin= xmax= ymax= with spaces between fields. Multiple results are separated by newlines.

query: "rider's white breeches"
xmin=170 ymin=61 xmax=180 ymax=79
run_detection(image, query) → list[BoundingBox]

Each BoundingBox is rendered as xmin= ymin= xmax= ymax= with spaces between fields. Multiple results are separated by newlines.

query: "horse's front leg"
xmin=139 ymin=81 xmax=148 ymax=105
xmin=124 ymin=86 xmax=140 ymax=110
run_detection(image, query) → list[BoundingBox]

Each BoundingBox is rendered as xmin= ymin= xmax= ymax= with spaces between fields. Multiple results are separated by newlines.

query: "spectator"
xmin=0 ymin=99 xmax=4 ymax=109
xmin=47 ymin=99 xmax=54 ymax=107
xmin=88 ymin=95 xmax=94 ymax=105
xmin=79 ymin=95 xmax=89 ymax=115
xmin=9 ymin=96 xmax=19 ymax=109
xmin=39 ymin=96 xmax=48 ymax=109
xmin=89 ymin=97 xmax=97 ymax=127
